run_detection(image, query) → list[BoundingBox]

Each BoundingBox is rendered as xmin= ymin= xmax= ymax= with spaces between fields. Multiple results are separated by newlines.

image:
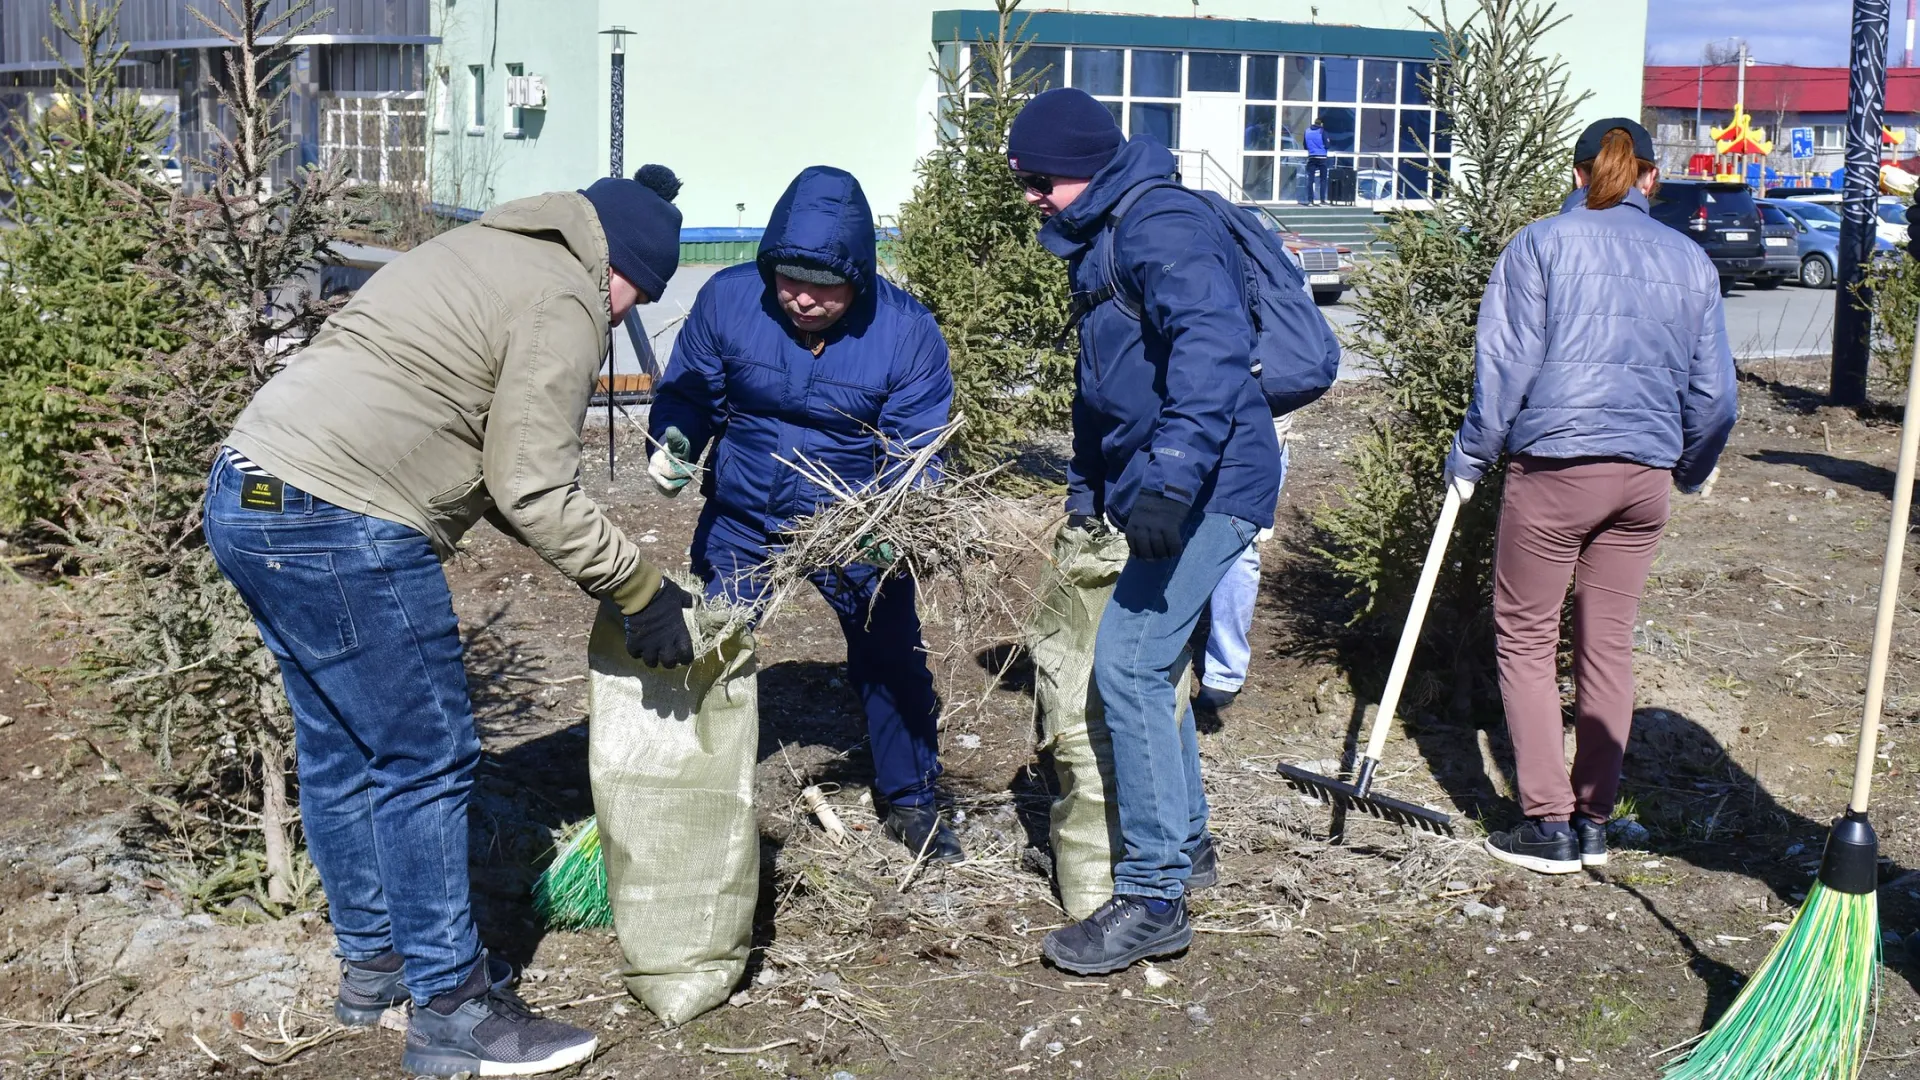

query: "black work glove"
xmin=1123 ymin=492 xmax=1190 ymax=561
xmin=623 ymin=577 xmax=695 ymax=668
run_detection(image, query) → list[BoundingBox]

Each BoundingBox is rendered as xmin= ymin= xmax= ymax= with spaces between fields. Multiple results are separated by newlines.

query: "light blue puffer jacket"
xmin=1446 ymin=188 xmax=1737 ymax=491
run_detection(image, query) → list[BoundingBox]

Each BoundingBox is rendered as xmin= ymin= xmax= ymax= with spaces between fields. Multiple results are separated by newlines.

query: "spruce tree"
xmin=893 ymin=0 xmax=1072 ymax=473
xmin=1314 ymin=0 xmax=1586 ymax=711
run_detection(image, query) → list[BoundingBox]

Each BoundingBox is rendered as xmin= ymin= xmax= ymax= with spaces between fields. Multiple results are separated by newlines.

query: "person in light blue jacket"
xmin=1444 ymin=118 xmax=1737 ymax=877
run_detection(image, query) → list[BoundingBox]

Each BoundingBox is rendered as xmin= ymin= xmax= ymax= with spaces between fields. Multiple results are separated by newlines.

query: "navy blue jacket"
xmin=650 ymin=167 xmax=954 ymax=534
xmin=1039 ymin=137 xmax=1282 ymax=529
xmin=1447 ymin=188 xmax=1737 ymax=490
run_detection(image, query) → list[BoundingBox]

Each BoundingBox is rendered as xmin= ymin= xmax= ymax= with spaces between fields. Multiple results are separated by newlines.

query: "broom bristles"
xmin=532 ymin=816 xmax=612 ymax=930
xmin=1662 ymin=880 xmax=1879 ymax=1080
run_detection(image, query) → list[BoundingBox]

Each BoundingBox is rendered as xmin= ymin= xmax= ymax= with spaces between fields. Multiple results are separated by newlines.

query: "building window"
xmin=1814 ymin=124 xmax=1843 ymax=150
xmin=1188 ymin=52 xmax=1240 ymax=93
xmin=951 ymin=44 xmax=1446 ymax=204
xmin=432 ymin=66 xmax=450 ymax=132
xmin=322 ymin=96 xmax=428 ymax=189
xmin=467 ymin=65 xmax=485 ymax=133
xmin=503 ymin=63 xmax=524 ymax=138
xmin=1013 ymin=46 xmax=1065 ymax=92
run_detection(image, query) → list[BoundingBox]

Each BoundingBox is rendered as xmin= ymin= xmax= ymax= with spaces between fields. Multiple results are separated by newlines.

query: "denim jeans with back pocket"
xmin=202 ymin=457 xmax=482 ymax=1004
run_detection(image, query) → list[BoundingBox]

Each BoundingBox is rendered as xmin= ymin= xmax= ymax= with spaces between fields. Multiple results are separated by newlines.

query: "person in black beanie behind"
xmin=1008 ymin=88 xmax=1281 ymax=976
xmin=205 ymin=167 xmax=686 ymax=1077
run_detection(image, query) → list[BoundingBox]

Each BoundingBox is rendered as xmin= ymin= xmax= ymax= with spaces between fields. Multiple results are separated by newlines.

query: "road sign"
xmin=1791 ymin=126 xmax=1815 ymax=158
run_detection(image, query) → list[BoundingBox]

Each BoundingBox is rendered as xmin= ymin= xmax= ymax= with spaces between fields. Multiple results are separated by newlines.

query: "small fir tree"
xmin=61 ymin=0 xmax=364 ymax=909
xmin=0 ymin=0 xmax=182 ymax=536
xmin=893 ymin=0 xmax=1072 ymax=473
xmin=1314 ymin=0 xmax=1587 ymax=710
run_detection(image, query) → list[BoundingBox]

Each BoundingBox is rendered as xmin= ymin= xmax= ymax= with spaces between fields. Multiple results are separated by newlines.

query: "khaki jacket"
xmin=225 ymin=192 xmax=662 ymax=614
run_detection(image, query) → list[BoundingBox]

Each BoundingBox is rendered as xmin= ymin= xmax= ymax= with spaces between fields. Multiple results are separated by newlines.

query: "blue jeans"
xmin=203 ymin=459 xmax=481 ymax=1003
xmin=1202 ymin=543 xmax=1260 ymax=693
xmin=691 ymin=510 xmax=943 ymax=807
xmin=1094 ymin=512 xmax=1257 ymax=900
xmin=1305 ymin=156 xmax=1329 ymax=203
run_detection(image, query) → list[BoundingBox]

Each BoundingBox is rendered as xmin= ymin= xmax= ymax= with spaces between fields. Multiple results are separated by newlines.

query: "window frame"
xmin=466 ymin=64 xmax=485 ymax=134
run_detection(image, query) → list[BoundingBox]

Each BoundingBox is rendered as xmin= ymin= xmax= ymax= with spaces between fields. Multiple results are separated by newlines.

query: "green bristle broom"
xmin=532 ymin=816 xmax=612 ymax=930
xmin=1662 ymin=324 xmax=1920 ymax=1079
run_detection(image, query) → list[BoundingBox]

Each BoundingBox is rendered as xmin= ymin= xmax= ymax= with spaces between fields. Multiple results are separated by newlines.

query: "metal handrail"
xmin=1170 ymin=146 xmax=1289 ymax=232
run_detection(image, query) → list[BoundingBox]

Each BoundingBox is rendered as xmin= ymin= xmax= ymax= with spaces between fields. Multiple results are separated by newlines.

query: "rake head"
xmin=1276 ymin=760 xmax=1454 ymax=835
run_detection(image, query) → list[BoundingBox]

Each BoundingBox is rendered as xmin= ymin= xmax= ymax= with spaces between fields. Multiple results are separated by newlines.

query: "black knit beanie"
xmin=579 ymin=165 xmax=683 ymax=301
xmin=1008 ymin=88 xmax=1124 ymax=177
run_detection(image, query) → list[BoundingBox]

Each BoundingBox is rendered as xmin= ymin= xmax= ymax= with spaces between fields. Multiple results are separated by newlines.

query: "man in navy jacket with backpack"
xmin=1010 ymin=88 xmax=1282 ymax=974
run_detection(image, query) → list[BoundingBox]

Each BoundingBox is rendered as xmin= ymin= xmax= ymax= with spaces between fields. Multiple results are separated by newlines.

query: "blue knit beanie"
xmin=1008 ymin=88 xmax=1124 ymax=177
xmin=579 ymin=165 xmax=683 ymax=301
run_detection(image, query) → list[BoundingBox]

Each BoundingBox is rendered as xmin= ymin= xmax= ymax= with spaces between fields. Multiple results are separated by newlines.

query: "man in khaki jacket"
xmin=203 ymin=168 xmax=687 ymax=1078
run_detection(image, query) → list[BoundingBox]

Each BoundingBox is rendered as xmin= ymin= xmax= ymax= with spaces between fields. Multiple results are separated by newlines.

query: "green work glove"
xmin=856 ymin=533 xmax=899 ymax=568
xmin=648 ymin=426 xmax=695 ymax=497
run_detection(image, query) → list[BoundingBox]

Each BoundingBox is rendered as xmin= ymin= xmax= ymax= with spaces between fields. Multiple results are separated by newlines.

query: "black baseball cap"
xmin=1574 ymin=117 xmax=1655 ymax=165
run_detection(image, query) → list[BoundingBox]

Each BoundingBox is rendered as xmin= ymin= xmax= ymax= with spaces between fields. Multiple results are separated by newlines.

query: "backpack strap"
xmin=1065 ymin=178 xmax=1185 ymax=335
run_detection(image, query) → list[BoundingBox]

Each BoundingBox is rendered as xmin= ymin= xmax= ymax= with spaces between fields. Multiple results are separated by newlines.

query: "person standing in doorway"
xmin=204 ymin=170 xmax=690 ymax=1076
xmin=1007 ymin=88 xmax=1281 ymax=974
xmin=1445 ymin=119 xmax=1736 ymax=875
xmin=646 ymin=166 xmax=963 ymax=863
xmin=1304 ymin=118 xmax=1329 ymax=205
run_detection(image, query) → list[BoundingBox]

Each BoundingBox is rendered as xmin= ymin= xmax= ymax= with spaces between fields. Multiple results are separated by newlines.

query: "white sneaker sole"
xmin=1484 ymin=837 xmax=1580 ymax=875
xmin=476 ymin=1038 xmax=598 ymax=1076
xmin=1582 ymin=851 xmax=1608 ymax=867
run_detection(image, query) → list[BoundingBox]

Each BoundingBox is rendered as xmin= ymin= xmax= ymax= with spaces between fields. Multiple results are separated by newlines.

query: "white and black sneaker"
xmin=403 ymin=950 xmax=597 ymax=1076
xmin=1042 ymin=895 xmax=1192 ymax=975
xmin=1573 ymin=816 xmax=1608 ymax=868
xmin=1484 ymin=820 xmax=1581 ymax=875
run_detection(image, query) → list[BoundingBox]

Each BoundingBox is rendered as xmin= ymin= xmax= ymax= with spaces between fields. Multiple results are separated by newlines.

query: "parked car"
xmin=1758 ymin=197 xmax=1899 ymax=288
xmin=1356 ymin=169 xmax=1396 ymax=202
xmin=1753 ymin=201 xmax=1800 ymax=288
xmin=1268 ymin=219 xmax=1352 ymax=305
xmin=1767 ymin=187 xmax=1911 ymax=246
xmin=1648 ymin=179 xmax=1770 ymax=294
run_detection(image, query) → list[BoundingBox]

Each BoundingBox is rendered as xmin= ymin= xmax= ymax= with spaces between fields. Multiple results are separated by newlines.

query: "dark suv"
xmin=1648 ymin=180 xmax=1768 ymax=294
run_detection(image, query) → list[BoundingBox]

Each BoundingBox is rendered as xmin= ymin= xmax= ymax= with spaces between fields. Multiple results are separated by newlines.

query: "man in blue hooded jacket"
xmin=647 ymin=166 xmax=963 ymax=862
xmin=1010 ymin=88 xmax=1281 ymax=974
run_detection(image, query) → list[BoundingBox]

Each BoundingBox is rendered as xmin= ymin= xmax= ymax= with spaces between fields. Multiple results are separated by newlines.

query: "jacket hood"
xmin=1039 ymin=136 xmax=1179 ymax=257
xmin=478 ymin=192 xmax=610 ymax=308
xmin=758 ymin=166 xmax=877 ymax=297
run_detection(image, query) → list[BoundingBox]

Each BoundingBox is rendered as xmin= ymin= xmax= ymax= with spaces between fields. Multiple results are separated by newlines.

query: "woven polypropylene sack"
xmin=588 ymin=601 xmax=758 ymax=1025
xmin=1027 ymin=525 xmax=1190 ymax=920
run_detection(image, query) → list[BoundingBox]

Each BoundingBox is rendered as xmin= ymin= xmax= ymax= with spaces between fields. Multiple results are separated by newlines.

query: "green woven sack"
xmin=1027 ymin=524 xmax=1190 ymax=920
xmin=587 ymin=601 xmax=759 ymax=1026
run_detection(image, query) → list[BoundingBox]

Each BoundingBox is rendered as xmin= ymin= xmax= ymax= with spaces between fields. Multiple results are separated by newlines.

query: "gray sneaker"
xmin=336 ymin=950 xmax=514 ymax=1026
xmin=403 ymin=952 xmax=596 ymax=1077
xmin=1042 ymin=895 xmax=1192 ymax=976
xmin=1186 ymin=834 xmax=1219 ymax=891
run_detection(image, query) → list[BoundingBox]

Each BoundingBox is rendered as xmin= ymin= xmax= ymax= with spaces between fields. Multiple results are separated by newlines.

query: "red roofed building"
xmin=1643 ymin=64 xmax=1920 ymax=179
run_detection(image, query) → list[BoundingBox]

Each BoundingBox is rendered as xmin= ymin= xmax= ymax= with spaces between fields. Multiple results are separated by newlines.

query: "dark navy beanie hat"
xmin=1008 ymin=88 xmax=1124 ymax=177
xmin=579 ymin=165 xmax=683 ymax=301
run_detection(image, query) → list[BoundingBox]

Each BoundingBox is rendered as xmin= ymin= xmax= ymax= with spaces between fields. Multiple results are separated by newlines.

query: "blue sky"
xmin=1645 ymin=0 xmax=1891 ymax=67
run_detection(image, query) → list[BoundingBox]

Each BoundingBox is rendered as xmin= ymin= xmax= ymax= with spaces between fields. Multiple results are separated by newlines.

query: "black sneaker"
xmin=1484 ymin=821 xmax=1581 ymax=875
xmin=336 ymin=950 xmax=515 ymax=1026
xmin=883 ymin=804 xmax=965 ymax=864
xmin=403 ymin=951 xmax=597 ymax=1076
xmin=1186 ymin=834 xmax=1219 ymax=891
xmin=1042 ymin=895 xmax=1192 ymax=976
xmin=1193 ymin=685 xmax=1239 ymax=716
xmin=1573 ymin=816 xmax=1608 ymax=868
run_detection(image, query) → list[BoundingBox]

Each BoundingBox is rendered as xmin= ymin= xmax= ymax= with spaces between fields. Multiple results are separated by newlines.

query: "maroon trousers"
xmin=1492 ymin=456 xmax=1671 ymax=822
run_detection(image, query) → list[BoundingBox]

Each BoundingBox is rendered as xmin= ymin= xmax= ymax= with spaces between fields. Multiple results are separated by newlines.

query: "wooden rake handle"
xmin=1850 ymin=314 xmax=1920 ymax=815
xmin=1362 ymin=485 xmax=1463 ymax=764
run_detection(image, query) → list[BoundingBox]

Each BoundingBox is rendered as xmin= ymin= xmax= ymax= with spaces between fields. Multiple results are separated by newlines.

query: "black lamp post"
xmin=600 ymin=26 xmax=633 ymax=178
xmin=1834 ymin=0 xmax=1892 ymax=406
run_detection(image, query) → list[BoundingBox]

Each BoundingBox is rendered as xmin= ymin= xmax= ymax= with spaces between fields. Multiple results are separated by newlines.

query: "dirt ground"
xmin=9 ymin=360 xmax=1920 ymax=1079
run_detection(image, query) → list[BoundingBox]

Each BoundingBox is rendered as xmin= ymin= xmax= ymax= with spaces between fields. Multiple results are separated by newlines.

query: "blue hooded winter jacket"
xmin=1446 ymin=187 xmax=1737 ymax=491
xmin=1038 ymin=137 xmax=1282 ymax=529
xmin=649 ymin=167 xmax=954 ymax=534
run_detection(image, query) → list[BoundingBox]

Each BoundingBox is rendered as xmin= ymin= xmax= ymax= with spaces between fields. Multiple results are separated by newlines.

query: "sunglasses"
xmin=1014 ymin=172 xmax=1056 ymax=195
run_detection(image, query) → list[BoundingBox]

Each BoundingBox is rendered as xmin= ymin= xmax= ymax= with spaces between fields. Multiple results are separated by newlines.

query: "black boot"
xmin=883 ymin=804 xmax=965 ymax=864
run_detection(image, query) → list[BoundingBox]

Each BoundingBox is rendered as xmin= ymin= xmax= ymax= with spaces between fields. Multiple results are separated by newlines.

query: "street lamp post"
xmin=600 ymin=25 xmax=634 ymax=179
xmin=1834 ymin=0 xmax=1892 ymax=406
